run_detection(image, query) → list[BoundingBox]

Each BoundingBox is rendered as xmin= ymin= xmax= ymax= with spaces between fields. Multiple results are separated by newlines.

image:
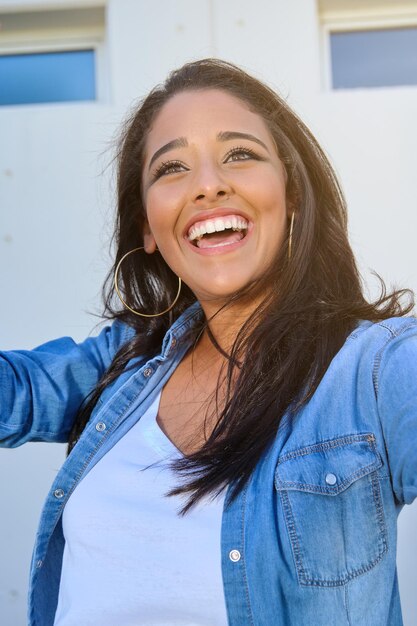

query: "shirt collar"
xmin=160 ymin=301 xmax=204 ymax=357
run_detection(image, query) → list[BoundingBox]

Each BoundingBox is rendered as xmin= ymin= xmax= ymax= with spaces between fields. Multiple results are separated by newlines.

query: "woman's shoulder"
xmin=342 ymin=315 xmax=417 ymax=389
xmin=347 ymin=316 xmax=417 ymax=349
xmin=329 ymin=316 xmax=417 ymax=385
xmin=107 ymin=318 xmax=137 ymax=351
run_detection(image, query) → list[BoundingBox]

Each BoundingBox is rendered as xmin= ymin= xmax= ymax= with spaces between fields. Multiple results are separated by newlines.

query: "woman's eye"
xmin=224 ymin=146 xmax=260 ymax=163
xmin=153 ymin=160 xmax=187 ymax=180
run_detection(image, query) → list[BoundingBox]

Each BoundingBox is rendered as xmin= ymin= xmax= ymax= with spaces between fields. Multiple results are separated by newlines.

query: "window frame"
xmin=319 ymin=2 xmax=417 ymax=91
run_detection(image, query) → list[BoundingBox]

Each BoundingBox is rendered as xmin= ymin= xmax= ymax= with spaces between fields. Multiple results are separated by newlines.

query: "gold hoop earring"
xmin=114 ymin=247 xmax=182 ymax=318
xmin=288 ymin=212 xmax=295 ymax=261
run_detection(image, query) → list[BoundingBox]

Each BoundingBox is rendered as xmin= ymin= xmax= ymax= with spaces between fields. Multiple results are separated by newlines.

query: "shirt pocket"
xmin=274 ymin=433 xmax=387 ymax=587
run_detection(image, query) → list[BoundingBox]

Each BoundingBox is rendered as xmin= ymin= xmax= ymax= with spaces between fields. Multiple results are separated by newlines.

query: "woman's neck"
xmin=196 ymin=297 xmax=261 ymax=357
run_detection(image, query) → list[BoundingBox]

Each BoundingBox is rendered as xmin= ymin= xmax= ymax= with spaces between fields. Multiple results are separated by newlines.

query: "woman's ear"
xmin=143 ymin=220 xmax=157 ymax=254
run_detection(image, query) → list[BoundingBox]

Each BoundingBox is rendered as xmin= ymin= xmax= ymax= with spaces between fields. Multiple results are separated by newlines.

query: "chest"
xmin=156 ymin=356 xmax=225 ymax=455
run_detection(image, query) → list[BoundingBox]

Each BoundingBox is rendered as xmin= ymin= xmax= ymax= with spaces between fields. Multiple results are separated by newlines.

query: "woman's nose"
xmin=192 ymin=164 xmax=233 ymax=203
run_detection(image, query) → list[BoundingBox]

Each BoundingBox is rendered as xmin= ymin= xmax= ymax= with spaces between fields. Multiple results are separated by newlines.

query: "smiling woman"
xmin=1 ymin=58 xmax=417 ymax=626
xmin=141 ymin=89 xmax=288 ymax=301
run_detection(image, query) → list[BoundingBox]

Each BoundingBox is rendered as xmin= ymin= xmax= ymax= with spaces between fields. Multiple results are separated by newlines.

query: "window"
xmin=330 ymin=27 xmax=417 ymax=89
xmin=319 ymin=0 xmax=417 ymax=89
xmin=0 ymin=49 xmax=96 ymax=105
xmin=0 ymin=6 xmax=106 ymax=106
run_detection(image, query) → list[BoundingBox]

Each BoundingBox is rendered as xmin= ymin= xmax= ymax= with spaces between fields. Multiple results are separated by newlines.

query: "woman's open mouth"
xmin=187 ymin=214 xmax=249 ymax=249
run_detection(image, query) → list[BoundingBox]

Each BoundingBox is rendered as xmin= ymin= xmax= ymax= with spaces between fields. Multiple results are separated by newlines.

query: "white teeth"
xmin=214 ymin=218 xmax=225 ymax=232
xmin=187 ymin=215 xmax=248 ymax=242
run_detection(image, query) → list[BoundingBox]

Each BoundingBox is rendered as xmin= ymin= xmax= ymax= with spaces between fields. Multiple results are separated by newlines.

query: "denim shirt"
xmin=1 ymin=303 xmax=417 ymax=626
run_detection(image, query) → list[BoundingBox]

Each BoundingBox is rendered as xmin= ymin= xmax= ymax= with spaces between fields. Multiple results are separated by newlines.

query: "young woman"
xmin=1 ymin=58 xmax=416 ymax=626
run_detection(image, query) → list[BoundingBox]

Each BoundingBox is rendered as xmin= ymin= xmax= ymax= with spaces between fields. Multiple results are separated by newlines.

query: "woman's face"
xmin=141 ymin=88 xmax=289 ymax=304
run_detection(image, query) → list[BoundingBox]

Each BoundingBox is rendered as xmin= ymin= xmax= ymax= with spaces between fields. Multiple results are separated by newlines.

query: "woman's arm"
xmin=0 ymin=320 xmax=133 ymax=447
xmin=376 ymin=321 xmax=417 ymax=505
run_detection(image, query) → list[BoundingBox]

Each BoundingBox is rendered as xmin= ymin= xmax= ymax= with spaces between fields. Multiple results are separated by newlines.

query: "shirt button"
xmin=53 ymin=488 xmax=65 ymax=499
xmin=171 ymin=337 xmax=177 ymax=349
xmin=95 ymin=421 xmax=106 ymax=432
xmin=325 ymin=473 xmax=337 ymax=485
xmin=143 ymin=367 xmax=153 ymax=378
xmin=229 ymin=549 xmax=241 ymax=562
xmin=36 ymin=560 xmax=43 ymax=569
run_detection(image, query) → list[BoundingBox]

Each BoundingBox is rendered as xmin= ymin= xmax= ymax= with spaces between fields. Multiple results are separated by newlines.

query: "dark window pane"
xmin=331 ymin=27 xmax=417 ymax=89
xmin=0 ymin=49 xmax=96 ymax=105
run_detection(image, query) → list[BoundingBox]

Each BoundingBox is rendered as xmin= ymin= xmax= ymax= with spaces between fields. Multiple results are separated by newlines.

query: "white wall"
xmin=0 ymin=0 xmax=416 ymax=624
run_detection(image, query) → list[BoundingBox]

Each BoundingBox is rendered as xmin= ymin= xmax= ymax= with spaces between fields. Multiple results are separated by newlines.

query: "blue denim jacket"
xmin=1 ymin=303 xmax=417 ymax=626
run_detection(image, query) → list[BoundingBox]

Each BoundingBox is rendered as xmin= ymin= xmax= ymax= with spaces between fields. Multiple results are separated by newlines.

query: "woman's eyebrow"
xmin=148 ymin=137 xmax=188 ymax=170
xmin=217 ymin=131 xmax=268 ymax=151
xmin=147 ymin=131 xmax=268 ymax=171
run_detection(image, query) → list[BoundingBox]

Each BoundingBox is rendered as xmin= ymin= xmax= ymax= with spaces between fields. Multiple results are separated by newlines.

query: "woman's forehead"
xmin=144 ymin=88 xmax=274 ymax=158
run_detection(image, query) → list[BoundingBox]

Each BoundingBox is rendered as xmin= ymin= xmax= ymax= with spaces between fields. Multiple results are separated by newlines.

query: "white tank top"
xmin=53 ymin=393 xmax=228 ymax=625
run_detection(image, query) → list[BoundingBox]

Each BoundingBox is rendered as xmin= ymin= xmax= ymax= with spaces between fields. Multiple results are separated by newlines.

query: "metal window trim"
xmin=0 ymin=2 xmax=106 ymax=14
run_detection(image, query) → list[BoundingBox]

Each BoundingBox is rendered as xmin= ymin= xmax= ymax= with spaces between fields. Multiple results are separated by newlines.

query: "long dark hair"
xmin=68 ymin=58 xmax=413 ymax=513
